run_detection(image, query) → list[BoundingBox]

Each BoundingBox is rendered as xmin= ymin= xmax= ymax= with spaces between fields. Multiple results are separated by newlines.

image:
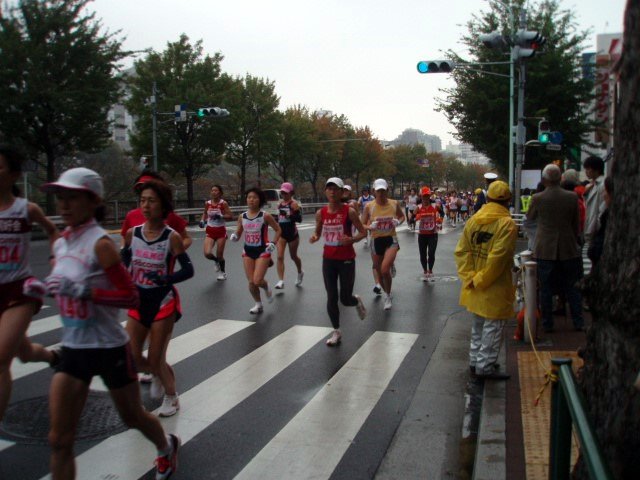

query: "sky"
xmin=89 ymin=0 xmax=627 ymax=146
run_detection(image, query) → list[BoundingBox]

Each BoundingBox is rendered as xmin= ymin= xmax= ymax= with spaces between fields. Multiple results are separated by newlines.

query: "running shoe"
xmin=295 ymin=271 xmax=304 ymax=286
xmin=214 ymin=261 xmax=220 ymax=272
xmin=354 ymin=294 xmax=367 ymax=320
xmin=217 ymin=272 xmax=227 ymax=281
xmin=265 ymin=285 xmax=274 ymax=303
xmin=139 ymin=372 xmax=153 ymax=384
xmin=249 ymin=304 xmax=263 ymax=314
xmin=384 ymin=294 xmax=393 ymax=310
xmin=150 ymin=375 xmax=165 ymax=400
xmin=275 ymin=280 xmax=285 ymax=289
xmin=155 ymin=434 xmax=180 ymax=480
xmin=421 ymin=273 xmax=429 ymax=282
xmin=158 ymin=394 xmax=180 ymax=417
xmin=326 ymin=330 xmax=342 ymax=346
xmin=391 ymin=264 xmax=396 ymax=278
xmin=373 ymin=284 xmax=382 ymax=295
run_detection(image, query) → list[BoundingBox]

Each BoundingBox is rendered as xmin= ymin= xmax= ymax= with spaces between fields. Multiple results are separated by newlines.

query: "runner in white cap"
xmin=41 ymin=167 xmax=180 ymax=480
xmin=275 ymin=182 xmax=303 ymax=289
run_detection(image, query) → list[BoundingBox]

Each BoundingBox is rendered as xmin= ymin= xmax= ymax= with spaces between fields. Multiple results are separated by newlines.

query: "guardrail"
xmin=549 ymin=358 xmax=613 ymax=480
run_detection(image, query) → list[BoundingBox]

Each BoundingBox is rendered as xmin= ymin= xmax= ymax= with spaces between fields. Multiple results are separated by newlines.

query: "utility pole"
xmin=151 ymin=82 xmax=158 ymax=171
xmin=514 ymin=10 xmax=527 ymax=215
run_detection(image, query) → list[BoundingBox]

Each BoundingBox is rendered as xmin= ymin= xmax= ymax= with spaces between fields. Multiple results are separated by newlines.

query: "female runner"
xmin=41 ymin=168 xmax=179 ymax=480
xmin=406 ymin=188 xmax=419 ymax=230
xmin=414 ymin=187 xmax=442 ymax=281
xmin=0 ymin=145 xmax=59 ymax=421
xmin=199 ymin=185 xmax=233 ymax=281
xmin=230 ymin=188 xmax=281 ymax=314
xmin=310 ymin=178 xmax=367 ymax=346
xmin=123 ymin=180 xmax=194 ymax=418
xmin=362 ymin=178 xmax=405 ymax=311
xmin=275 ymin=182 xmax=303 ymax=289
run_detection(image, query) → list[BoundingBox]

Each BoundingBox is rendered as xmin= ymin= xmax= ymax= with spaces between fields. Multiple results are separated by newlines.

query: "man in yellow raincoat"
xmin=455 ymin=180 xmax=517 ymax=380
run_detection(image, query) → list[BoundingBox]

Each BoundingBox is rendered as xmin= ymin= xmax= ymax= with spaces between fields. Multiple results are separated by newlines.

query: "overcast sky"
xmin=90 ymin=0 xmax=626 ymax=145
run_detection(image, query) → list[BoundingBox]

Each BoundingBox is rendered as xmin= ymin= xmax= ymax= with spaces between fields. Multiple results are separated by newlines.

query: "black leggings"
xmin=418 ymin=234 xmax=438 ymax=271
xmin=322 ymin=258 xmax=358 ymax=329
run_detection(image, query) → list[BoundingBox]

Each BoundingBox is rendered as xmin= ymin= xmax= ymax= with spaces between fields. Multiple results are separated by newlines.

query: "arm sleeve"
xmin=120 ymin=245 xmax=132 ymax=267
xmin=290 ymin=209 xmax=302 ymax=223
xmin=163 ymin=252 xmax=194 ymax=285
xmin=472 ymin=220 xmax=518 ymax=290
xmin=92 ymin=263 xmax=139 ymax=309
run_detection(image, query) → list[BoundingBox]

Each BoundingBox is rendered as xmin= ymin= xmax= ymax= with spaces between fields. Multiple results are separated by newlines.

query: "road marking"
xmin=236 ymin=331 xmax=418 ymax=479
xmin=42 ymin=325 xmax=332 ymax=480
xmin=0 ymin=439 xmax=14 ymax=452
xmin=26 ymin=314 xmax=61 ymax=337
xmin=90 ymin=319 xmax=254 ymax=391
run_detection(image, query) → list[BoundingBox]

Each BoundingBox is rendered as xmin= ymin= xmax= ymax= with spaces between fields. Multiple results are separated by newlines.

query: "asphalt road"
xmin=0 ymin=219 xmax=467 ymax=480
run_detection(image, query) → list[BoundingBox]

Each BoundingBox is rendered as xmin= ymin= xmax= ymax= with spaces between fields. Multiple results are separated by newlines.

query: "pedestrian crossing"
xmin=6 ymin=313 xmax=423 ymax=480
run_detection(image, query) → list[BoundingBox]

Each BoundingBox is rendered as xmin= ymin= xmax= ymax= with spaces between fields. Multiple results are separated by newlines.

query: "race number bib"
xmin=375 ymin=216 xmax=394 ymax=232
xmin=323 ymin=224 xmax=344 ymax=246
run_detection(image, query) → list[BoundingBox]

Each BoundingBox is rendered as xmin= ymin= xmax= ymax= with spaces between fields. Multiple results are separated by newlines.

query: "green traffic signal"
xmin=538 ymin=132 xmax=550 ymax=143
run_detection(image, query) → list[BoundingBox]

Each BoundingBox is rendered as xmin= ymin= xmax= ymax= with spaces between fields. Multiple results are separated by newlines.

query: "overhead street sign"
xmin=546 ymin=144 xmax=562 ymax=151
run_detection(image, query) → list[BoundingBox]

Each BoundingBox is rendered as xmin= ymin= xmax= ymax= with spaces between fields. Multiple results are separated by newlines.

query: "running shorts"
xmin=128 ymin=286 xmax=182 ymax=329
xmin=0 ymin=277 xmax=43 ymax=315
xmin=371 ymin=235 xmax=399 ymax=256
xmin=55 ymin=344 xmax=137 ymax=389
xmin=242 ymin=245 xmax=270 ymax=260
xmin=206 ymin=226 xmax=227 ymax=240
xmin=280 ymin=229 xmax=299 ymax=243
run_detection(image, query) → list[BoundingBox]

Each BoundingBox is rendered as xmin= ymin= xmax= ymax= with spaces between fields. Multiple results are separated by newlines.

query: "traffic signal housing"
xmin=479 ymin=31 xmax=509 ymax=50
xmin=512 ymin=30 xmax=546 ymax=59
xmin=538 ymin=119 xmax=551 ymax=143
xmin=416 ymin=60 xmax=455 ymax=74
xmin=197 ymin=107 xmax=230 ymax=118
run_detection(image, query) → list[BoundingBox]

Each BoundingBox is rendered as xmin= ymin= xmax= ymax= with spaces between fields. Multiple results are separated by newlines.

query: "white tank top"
xmin=205 ymin=199 xmax=227 ymax=228
xmin=50 ymin=220 xmax=129 ymax=349
xmin=242 ymin=211 xmax=268 ymax=248
xmin=129 ymin=225 xmax=174 ymax=288
xmin=0 ymin=197 xmax=32 ymax=283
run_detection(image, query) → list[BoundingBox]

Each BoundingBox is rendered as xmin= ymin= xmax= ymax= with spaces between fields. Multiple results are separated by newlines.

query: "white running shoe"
xmin=249 ymin=303 xmax=263 ymax=314
xmin=384 ymin=294 xmax=393 ymax=310
xmin=158 ymin=394 xmax=180 ymax=417
xmin=275 ymin=280 xmax=285 ymax=289
xmin=326 ymin=330 xmax=342 ymax=346
xmin=354 ymin=294 xmax=367 ymax=320
xmin=214 ymin=261 xmax=220 ymax=272
xmin=295 ymin=271 xmax=304 ymax=286
xmin=421 ymin=273 xmax=429 ymax=282
xmin=150 ymin=375 xmax=165 ymax=400
xmin=391 ymin=264 xmax=396 ymax=278
xmin=217 ymin=272 xmax=227 ymax=281
xmin=139 ymin=372 xmax=153 ymax=384
xmin=265 ymin=285 xmax=274 ymax=303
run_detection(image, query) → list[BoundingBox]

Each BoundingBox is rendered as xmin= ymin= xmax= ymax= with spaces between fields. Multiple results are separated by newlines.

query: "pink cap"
xmin=280 ymin=182 xmax=294 ymax=193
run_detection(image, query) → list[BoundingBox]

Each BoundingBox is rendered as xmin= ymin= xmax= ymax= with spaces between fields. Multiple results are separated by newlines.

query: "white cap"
xmin=41 ymin=167 xmax=104 ymax=198
xmin=373 ymin=178 xmax=388 ymax=191
xmin=343 ymin=185 xmax=352 ymax=191
xmin=484 ymin=172 xmax=498 ymax=180
xmin=325 ymin=177 xmax=344 ymax=188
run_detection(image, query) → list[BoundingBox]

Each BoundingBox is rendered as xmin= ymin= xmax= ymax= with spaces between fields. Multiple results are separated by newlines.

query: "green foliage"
xmin=0 ymin=0 xmax=128 ymax=211
xmin=436 ymin=0 xmax=593 ymax=174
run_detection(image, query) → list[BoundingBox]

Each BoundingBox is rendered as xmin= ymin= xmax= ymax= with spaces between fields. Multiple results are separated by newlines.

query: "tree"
xmin=0 ymin=0 xmax=128 ymax=213
xmin=126 ymin=34 xmax=231 ymax=207
xmin=578 ymin=3 xmax=640 ymax=479
xmin=269 ymin=105 xmax=315 ymax=183
xmin=436 ymin=0 xmax=593 ymax=175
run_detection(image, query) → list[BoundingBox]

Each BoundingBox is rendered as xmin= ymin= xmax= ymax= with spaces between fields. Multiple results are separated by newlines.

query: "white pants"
xmin=469 ymin=314 xmax=506 ymax=375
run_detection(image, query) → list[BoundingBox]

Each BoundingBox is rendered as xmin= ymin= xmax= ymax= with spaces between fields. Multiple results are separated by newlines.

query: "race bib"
xmin=375 ymin=216 xmax=394 ymax=232
xmin=323 ymin=224 xmax=344 ymax=246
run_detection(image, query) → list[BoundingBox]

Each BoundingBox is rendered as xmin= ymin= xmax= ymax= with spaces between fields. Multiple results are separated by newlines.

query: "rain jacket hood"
xmin=454 ymin=202 xmax=517 ymax=320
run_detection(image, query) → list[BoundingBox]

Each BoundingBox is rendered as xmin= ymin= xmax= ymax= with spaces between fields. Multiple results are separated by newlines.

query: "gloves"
xmin=369 ymin=221 xmax=378 ymax=230
xmin=199 ymin=221 xmax=205 ymax=229
xmin=58 ymin=277 xmax=92 ymax=300
xmin=230 ymin=233 xmax=239 ymax=242
xmin=23 ymin=278 xmax=47 ymax=300
xmin=144 ymin=271 xmax=169 ymax=286
xmin=212 ymin=213 xmax=222 ymax=220
xmin=392 ymin=218 xmax=400 ymax=227
xmin=265 ymin=242 xmax=276 ymax=253
xmin=44 ymin=274 xmax=63 ymax=296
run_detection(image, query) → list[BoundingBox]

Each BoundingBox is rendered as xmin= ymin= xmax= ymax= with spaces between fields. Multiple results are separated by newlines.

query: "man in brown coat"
xmin=527 ymin=164 xmax=584 ymax=331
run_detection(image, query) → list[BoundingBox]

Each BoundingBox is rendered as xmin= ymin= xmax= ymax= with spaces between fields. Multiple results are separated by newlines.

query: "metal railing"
xmin=549 ymin=358 xmax=613 ymax=480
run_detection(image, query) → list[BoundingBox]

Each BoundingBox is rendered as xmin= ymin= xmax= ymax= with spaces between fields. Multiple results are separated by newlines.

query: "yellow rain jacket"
xmin=454 ymin=202 xmax=518 ymax=320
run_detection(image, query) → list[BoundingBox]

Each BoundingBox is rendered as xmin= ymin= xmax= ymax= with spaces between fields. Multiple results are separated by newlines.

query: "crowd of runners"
xmin=0 ymin=143 xmax=492 ymax=479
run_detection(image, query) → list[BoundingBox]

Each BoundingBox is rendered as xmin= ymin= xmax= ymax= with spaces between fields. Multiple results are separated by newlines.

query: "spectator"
xmin=455 ymin=180 xmax=517 ymax=380
xmin=587 ymin=176 xmax=613 ymax=268
xmin=527 ymin=164 xmax=584 ymax=332
xmin=583 ymin=156 xmax=606 ymax=244
xmin=560 ymin=178 xmax=586 ymax=240
xmin=522 ymin=182 xmax=545 ymax=251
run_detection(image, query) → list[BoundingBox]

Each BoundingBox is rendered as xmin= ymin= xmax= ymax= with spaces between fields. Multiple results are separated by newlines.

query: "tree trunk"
xmin=576 ymin=4 xmax=640 ymax=479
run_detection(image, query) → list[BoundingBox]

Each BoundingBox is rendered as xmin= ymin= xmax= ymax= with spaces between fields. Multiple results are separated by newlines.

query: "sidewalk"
xmin=474 ymin=311 xmax=589 ymax=480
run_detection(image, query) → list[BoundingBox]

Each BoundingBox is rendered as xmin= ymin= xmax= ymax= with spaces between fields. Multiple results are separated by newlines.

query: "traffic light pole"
xmin=152 ymin=81 xmax=158 ymax=171
xmin=513 ymin=8 xmax=528 ymax=215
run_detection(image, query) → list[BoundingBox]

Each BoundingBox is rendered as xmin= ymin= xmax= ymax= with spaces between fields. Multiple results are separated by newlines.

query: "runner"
xmin=362 ymin=178 xmax=405 ymax=310
xmin=230 ymin=187 xmax=281 ymax=314
xmin=123 ymin=179 xmax=194 ymax=418
xmin=0 ymin=145 xmax=60 ymax=422
xmin=121 ymin=170 xmax=192 ymax=250
xmin=309 ymin=177 xmax=367 ymax=346
xmin=406 ymin=188 xmax=419 ymax=231
xmin=414 ymin=187 xmax=442 ymax=281
xmin=199 ymin=185 xmax=233 ymax=281
xmin=357 ymin=185 xmax=375 ymax=248
xmin=40 ymin=168 xmax=180 ymax=480
xmin=341 ymin=185 xmax=358 ymax=210
xmin=275 ymin=182 xmax=303 ymax=289
xmin=448 ymin=192 xmax=459 ymax=227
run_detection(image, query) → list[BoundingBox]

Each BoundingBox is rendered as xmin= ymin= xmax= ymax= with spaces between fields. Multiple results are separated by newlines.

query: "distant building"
xmin=445 ymin=142 xmax=490 ymax=165
xmin=389 ymin=128 xmax=441 ymax=153
xmin=108 ymin=67 xmax=136 ymax=151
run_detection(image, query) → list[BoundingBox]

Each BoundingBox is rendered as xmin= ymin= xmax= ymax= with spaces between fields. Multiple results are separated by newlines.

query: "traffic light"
xmin=538 ymin=119 xmax=551 ymax=143
xmin=416 ymin=60 xmax=455 ymax=74
xmin=512 ymin=30 xmax=546 ymax=59
xmin=479 ymin=31 xmax=509 ymax=50
xmin=197 ymin=107 xmax=230 ymax=118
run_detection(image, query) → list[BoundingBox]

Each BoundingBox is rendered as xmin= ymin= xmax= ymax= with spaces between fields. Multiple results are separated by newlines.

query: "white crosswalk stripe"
xmin=26 ymin=314 xmax=61 ymax=337
xmin=0 ymin=438 xmax=14 ymax=452
xmin=236 ymin=331 xmax=418 ymax=479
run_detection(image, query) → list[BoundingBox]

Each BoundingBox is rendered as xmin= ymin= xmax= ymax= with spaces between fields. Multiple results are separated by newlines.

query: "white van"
xmin=263 ymin=189 xmax=281 ymax=216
